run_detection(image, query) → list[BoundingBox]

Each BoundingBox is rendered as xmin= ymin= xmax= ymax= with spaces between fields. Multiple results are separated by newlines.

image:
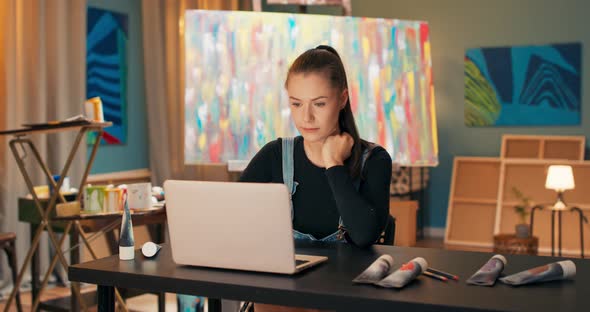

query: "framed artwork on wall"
xmin=465 ymin=42 xmax=581 ymax=127
xmin=86 ymin=7 xmax=128 ymax=144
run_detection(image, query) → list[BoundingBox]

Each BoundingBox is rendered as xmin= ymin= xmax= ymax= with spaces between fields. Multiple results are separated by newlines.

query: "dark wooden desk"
xmin=69 ymin=241 xmax=588 ymax=312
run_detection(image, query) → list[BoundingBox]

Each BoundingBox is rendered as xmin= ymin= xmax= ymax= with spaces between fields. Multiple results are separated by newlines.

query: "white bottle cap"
xmin=558 ymin=260 xmax=576 ymax=279
xmin=142 ymin=242 xmax=161 ymax=258
xmin=119 ymin=246 xmax=135 ymax=260
xmin=492 ymin=254 xmax=507 ymax=266
xmin=412 ymin=257 xmax=428 ymax=273
xmin=379 ymin=254 xmax=394 ymax=267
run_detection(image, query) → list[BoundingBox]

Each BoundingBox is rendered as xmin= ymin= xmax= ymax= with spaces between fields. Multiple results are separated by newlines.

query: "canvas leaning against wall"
xmin=465 ymin=42 xmax=581 ymax=127
xmin=184 ymin=10 xmax=438 ymax=166
xmin=86 ymin=7 xmax=129 ymax=144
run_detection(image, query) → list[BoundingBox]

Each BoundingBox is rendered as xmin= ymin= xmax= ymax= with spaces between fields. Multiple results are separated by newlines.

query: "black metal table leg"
xmin=580 ymin=211 xmax=585 ymax=259
xmin=558 ymin=210 xmax=563 ymax=257
xmin=571 ymin=207 xmax=586 ymax=259
xmin=98 ymin=285 xmax=115 ymax=312
xmin=71 ymin=224 xmax=80 ymax=312
xmin=157 ymin=292 xmax=166 ymax=312
xmin=579 ymin=210 xmax=584 ymax=259
xmin=30 ymin=224 xmax=40 ymax=309
xmin=420 ymin=167 xmax=426 ymax=240
xmin=208 ymin=298 xmax=222 ymax=312
xmin=5 ymin=239 xmax=23 ymax=312
xmin=551 ymin=210 xmax=555 ymax=256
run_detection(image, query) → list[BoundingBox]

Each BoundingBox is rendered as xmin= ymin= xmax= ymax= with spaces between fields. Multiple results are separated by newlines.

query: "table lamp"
xmin=545 ymin=165 xmax=575 ymax=210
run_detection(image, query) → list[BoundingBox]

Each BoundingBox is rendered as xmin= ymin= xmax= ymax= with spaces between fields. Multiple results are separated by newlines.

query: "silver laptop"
xmin=164 ymin=180 xmax=328 ymax=274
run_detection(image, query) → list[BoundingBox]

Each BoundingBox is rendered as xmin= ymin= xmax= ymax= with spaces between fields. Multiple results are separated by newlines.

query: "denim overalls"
xmin=282 ymin=137 xmax=372 ymax=243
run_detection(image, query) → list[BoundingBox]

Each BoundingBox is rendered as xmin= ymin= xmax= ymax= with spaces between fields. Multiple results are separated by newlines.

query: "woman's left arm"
xmin=325 ymin=148 xmax=392 ymax=248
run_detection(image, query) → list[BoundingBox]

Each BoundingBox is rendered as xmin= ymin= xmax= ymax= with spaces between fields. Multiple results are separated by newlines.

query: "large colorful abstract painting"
xmin=86 ymin=7 xmax=128 ymax=144
xmin=185 ymin=10 xmax=438 ymax=166
xmin=465 ymin=43 xmax=581 ymax=127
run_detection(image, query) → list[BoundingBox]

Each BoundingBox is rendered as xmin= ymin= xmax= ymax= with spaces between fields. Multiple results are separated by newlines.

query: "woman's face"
xmin=286 ymin=72 xmax=347 ymax=143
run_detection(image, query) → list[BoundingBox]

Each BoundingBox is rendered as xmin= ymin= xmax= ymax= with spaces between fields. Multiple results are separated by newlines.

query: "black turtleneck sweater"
xmin=239 ymin=136 xmax=392 ymax=247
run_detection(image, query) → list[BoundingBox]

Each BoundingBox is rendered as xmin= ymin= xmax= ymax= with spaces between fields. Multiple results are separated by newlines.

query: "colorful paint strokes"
xmin=185 ymin=10 xmax=438 ymax=166
xmin=86 ymin=7 xmax=128 ymax=144
xmin=465 ymin=43 xmax=581 ymax=127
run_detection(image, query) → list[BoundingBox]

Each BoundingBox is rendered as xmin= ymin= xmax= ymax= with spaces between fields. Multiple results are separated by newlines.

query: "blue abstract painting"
xmin=86 ymin=7 xmax=128 ymax=144
xmin=465 ymin=43 xmax=581 ymax=126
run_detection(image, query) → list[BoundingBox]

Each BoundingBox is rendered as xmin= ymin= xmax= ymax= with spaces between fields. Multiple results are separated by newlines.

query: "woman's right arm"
xmin=238 ymin=140 xmax=279 ymax=183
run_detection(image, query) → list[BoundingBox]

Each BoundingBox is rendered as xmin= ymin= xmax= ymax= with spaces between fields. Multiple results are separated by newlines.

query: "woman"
xmin=239 ymin=46 xmax=393 ymax=312
xmin=240 ymin=45 xmax=392 ymax=249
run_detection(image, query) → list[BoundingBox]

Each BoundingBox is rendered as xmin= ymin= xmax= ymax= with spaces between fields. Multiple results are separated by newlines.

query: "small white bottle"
xmin=119 ymin=191 xmax=135 ymax=260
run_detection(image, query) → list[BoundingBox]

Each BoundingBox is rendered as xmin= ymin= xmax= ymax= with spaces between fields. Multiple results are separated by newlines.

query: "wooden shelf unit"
xmin=446 ymin=135 xmax=588 ymax=255
xmin=501 ymin=134 xmax=585 ymax=160
xmin=445 ymin=157 xmax=501 ymax=247
xmin=495 ymin=159 xmax=590 ymax=255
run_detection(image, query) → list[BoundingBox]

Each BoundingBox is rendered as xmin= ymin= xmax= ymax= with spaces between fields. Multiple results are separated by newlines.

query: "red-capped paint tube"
xmin=466 ymin=254 xmax=507 ymax=286
xmin=353 ymin=254 xmax=395 ymax=284
xmin=500 ymin=260 xmax=576 ymax=286
xmin=376 ymin=257 xmax=428 ymax=288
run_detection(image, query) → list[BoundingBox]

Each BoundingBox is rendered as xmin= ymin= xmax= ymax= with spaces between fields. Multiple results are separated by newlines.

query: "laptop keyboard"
xmin=295 ymin=259 xmax=310 ymax=266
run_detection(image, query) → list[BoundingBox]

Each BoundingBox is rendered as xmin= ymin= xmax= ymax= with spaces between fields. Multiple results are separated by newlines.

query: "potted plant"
xmin=512 ymin=187 xmax=533 ymax=238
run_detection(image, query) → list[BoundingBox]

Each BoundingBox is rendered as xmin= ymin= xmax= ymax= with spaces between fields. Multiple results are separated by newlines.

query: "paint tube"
xmin=500 ymin=260 xmax=576 ymax=286
xmin=466 ymin=254 xmax=507 ymax=286
xmin=353 ymin=254 xmax=394 ymax=284
xmin=376 ymin=257 xmax=427 ymax=288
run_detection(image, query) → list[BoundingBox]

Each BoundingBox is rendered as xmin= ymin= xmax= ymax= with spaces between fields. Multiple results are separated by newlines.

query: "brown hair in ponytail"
xmin=285 ymin=45 xmax=369 ymax=179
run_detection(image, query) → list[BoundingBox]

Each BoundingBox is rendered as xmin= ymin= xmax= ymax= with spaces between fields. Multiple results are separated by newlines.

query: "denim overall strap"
xmin=281 ymin=137 xmax=298 ymax=220
xmin=352 ymin=145 xmax=373 ymax=190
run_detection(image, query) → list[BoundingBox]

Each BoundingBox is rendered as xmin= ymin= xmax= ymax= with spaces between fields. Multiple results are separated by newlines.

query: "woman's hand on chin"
xmin=322 ymin=132 xmax=353 ymax=168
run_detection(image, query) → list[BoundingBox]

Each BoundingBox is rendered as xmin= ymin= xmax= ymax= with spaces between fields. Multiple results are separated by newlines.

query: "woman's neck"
xmin=302 ymin=138 xmax=325 ymax=168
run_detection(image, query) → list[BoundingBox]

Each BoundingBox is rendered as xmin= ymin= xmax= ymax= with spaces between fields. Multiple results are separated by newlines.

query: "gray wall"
xmin=353 ymin=0 xmax=590 ymax=229
xmin=87 ymin=0 xmax=149 ymax=174
xmin=262 ymin=1 xmax=343 ymax=14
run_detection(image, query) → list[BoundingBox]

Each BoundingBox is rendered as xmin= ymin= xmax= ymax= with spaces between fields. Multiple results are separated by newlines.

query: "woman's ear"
xmin=340 ymin=89 xmax=349 ymax=109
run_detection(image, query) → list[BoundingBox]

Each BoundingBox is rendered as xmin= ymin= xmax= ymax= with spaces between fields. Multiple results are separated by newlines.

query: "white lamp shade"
xmin=545 ymin=165 xmax=575 ymax=191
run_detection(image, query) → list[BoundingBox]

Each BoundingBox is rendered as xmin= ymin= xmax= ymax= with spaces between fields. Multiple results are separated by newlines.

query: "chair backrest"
xmin=376 ymin=215 xmax=396 ymax=245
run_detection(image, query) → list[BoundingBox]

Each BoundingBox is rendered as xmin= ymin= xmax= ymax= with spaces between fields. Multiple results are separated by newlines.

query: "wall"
xmin=87 ymin=0 xmax=148 ymax=174
xmin=262 ymin=1 xmax=343 ymax=15
xmin=86 ymin=0 xmax=590 ymax=230
xmin=353 ymin=0 xmax=590 ymax=231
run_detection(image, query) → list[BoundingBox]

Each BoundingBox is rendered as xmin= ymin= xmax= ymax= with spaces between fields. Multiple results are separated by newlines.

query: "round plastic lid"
xmin=492 ymin=254 xmax=507 ymax=266
xmin=412 ymin=257 xmax=428 ymax=273
xmin=558 ymin=260 xmax=576 ymax=278
xmin=119 ymin=246 xmax=135 ymax=260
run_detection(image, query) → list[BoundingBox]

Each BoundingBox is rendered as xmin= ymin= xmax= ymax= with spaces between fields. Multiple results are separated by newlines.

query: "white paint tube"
xmin=376 ymin=257 xmax=427 ymax=288
xmin=353 ymin=254 xmax=394 ymax=284
xmin=500 ymin=260 xmax=576 ymax=286
xmin=466 ymin=254 xmax=507 ymax=286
